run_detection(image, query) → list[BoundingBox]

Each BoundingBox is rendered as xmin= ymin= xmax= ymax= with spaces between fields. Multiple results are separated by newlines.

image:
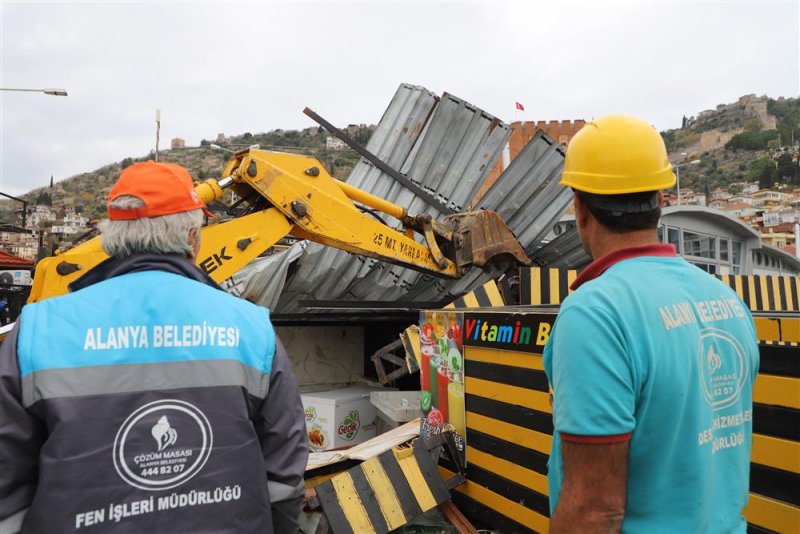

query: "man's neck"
xmin=589 ymin=229 xmax=659 ymax=260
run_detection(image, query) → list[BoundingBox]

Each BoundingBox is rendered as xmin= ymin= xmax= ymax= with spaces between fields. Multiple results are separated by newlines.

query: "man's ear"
xmin=657 ymin=191 xmax=665 ymax=207
xmin=188 ymin=227 xmax=201 ymax=261
xmin=574 ymin=193 xmax=590 ymax=228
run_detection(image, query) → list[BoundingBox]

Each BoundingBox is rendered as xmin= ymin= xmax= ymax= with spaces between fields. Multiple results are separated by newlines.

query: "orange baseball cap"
xmin=107 ymin=161 xmax=214 ymax=220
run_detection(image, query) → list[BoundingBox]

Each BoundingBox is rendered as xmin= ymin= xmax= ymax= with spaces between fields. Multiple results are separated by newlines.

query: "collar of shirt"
xmin=69 ymin=253 xmax=222 ymax=293
xmin=570 ymin=243 xmax=678 ymax=291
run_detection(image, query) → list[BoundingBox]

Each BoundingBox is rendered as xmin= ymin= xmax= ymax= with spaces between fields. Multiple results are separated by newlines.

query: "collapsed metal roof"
xmin=233 ymin=83 xmax=571 ymax=315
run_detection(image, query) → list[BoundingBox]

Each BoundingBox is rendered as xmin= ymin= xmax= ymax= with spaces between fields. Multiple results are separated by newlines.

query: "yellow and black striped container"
xmin=314 ymin=441 xmax=453 ymax=533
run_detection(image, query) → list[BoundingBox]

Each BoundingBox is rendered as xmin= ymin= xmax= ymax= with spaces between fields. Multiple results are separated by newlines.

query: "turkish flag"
xmin=515 ymin=102 xmax=525 ymax=111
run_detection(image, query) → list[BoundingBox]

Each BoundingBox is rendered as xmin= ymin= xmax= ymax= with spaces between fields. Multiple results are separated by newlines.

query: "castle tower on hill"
xmin=476 ymin=120 xmax=586 ymax=205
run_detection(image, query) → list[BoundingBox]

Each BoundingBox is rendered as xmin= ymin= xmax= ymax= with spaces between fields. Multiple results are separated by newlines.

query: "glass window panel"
xmin=657 ymin=225 xmax=664 ymax=242
xmin=691 ymin=262 xmax=717 ymax=274
xmin=668 ymin=227 xmax=680 ymax=253
xmin=683 ymin=230 xmax=717 ymax=259
xmin=720 ymin=238 xmax=729 ymax=262
xmin=732 ymin=241 xmax=742 ymax=266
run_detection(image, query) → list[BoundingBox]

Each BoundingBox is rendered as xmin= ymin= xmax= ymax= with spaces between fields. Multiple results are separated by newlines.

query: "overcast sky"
xmin=1 ymin=0 xmax=798 ymax=196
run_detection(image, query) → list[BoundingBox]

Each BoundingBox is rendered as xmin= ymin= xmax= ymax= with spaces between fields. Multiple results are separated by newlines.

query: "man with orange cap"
xmin=0 ymin=162 xmax=307 ymax=533
xmin=543 ymin=116 xmax=758 ymax=532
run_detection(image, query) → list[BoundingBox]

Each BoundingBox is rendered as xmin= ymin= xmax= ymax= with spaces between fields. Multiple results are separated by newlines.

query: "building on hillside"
xmin=709 ymin=199 xmax=729 ymax=210
xmin=762 ymin=210 xmax=783 ymax=228
xmin=730 ymin=182 xmax=760 ymax=195
xmin=723 ymin=203 xmax=757 ymax=219
xmin=63 ymin=213 xmax=88 ymax=228
xmin=728 ymin=195 xmax=754 ymax=205
xmin=0 ymin=248 xmax=34 ymax=286
xmin=216 ymin=133 xmax=228 ymax=144
xmin=759 ymin=223 xmax=797 ymax=250
xmin=50 ymin=225 xmax=81 ymax=236
xmin=711 ymin=189 xmax=732 ymax=202
xmin=326 ymin=137 xmax=349 ymax=151
xmin=24 ymin=205 xmax=56 ymax=228
xmin=679 ymin=189 xmax=706 ymax=206
xmin=751 ymin=190 xmax=792 ymax=208
xmin=171 ymin=138 xmax=186 ymax=149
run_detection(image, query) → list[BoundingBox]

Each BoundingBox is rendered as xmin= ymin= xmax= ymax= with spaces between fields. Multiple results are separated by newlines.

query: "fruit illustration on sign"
xmin=422 ymin=322 xmax=434 ymax=343
xmin=309 ymin=425 xmax=326 ymax=449
xmin=448 ymin=346 xmax=462 ymax=374
xmin=427 ymin=407 xmax=444 ymax=427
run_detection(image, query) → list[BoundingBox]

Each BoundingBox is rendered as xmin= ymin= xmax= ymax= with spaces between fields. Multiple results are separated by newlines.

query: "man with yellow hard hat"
xmin=543 ymin=115 xmax=759 ymax=532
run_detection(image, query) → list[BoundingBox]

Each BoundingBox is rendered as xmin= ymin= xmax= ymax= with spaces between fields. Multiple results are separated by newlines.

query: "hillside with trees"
xmin=661 ymin=95 xmax=799 ymax=193
xmin=0 ymin=126 xmax=372 ymax=225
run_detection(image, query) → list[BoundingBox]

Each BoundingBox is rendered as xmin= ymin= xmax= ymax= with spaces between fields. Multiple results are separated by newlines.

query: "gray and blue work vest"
xmin=0 ymin=261 xmax=307 ymax=533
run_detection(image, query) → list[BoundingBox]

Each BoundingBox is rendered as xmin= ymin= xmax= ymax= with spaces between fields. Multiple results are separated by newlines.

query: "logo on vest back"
xmin=113 ymin=400 xmax=213 ymax=491
xmin=697 ymin=328 xmax=749 ymax=410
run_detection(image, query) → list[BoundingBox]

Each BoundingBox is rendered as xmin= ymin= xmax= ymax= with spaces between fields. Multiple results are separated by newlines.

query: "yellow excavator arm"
xmin=28 ymin=149 xmax=529 ymax=303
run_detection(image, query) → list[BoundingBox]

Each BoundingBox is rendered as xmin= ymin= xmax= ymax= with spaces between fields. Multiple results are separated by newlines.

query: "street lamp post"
xmin=0 ymin=87 xmax=68 ymax=96
xmin=672 ymin=159 xmax=701 ymax=204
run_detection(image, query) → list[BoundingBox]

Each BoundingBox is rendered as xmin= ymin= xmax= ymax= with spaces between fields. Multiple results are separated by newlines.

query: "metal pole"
xmin=0 ymin=87 xmax=68 ymax=96
xmin=676 ymin=166 xmax=681 ymax=205
xmin=155 ymin=109 xmax=161 ymax=162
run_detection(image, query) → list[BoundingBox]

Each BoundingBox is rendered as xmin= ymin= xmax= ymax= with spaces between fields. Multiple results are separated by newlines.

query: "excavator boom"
xmin=28 ymin=149 xmax=529 ymax=303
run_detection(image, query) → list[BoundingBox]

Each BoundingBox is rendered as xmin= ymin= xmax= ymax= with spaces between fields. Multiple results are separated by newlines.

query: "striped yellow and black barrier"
xmin=315 ymin=440 xmax=454 ymax=534
xmin=437 ymin=309 xmax=557 ymax=533
xmin=445 ymin=280 xmax=506 ymax=309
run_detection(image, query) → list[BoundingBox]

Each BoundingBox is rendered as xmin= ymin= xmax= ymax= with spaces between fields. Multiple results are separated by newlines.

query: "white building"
xmin=63 ymin=213 xmax=88 ymax=227
xmin=543 ymin=206 xmax=800 ymax=276
xmin=326 ymin=137 xmax=349 ymax=151
xmin=728 ymin=195 xmax=754 ymax=206
xmin=25 ymin=205 xmax=56 ymax=228
xmin=724 ymin=203 xmax=757 ymax=219
xmin=51 ymin=225 xmax=81 ymax=235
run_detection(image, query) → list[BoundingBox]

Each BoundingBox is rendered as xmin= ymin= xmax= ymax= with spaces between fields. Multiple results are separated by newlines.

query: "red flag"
xmin=515 ymin=101 xmax=525 ymax=111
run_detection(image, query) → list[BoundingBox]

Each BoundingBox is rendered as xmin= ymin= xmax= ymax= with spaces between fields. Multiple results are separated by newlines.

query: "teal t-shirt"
xmin=543 ymin=253 xmax=759 ymax=533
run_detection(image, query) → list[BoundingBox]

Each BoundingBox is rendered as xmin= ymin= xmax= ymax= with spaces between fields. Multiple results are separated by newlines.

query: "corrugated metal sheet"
xmin=276 ymin=84 xmax=438 ymax=309
xmin=530 ymin=225 xmax=592 ymax=269
xmin=473 ymin=131 xmax=572 ymax=257
xmin=250 ymin=84 xmax=570 ymax=315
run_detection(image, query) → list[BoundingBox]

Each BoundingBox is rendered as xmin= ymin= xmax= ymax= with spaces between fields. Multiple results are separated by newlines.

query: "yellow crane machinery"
xmin=28 ymin=149 xmax=530 ymax=303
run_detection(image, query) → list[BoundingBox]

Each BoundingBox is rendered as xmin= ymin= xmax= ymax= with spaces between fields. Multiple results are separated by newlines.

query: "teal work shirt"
xmin=544 ymin=244 xmax=759 ymax=533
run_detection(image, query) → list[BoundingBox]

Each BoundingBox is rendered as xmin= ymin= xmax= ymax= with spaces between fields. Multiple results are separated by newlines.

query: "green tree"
xmin=775 ymin=153 xmax=799 ymax=184
xmin=758 ymin=161 xmax=776 ymax=189
xmin=36 ymin=191 xmax=52 ymax=205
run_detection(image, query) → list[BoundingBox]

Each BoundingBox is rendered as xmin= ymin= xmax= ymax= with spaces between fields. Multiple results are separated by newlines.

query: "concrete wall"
xmin=277 ymin=325 xmax=365 ymax=388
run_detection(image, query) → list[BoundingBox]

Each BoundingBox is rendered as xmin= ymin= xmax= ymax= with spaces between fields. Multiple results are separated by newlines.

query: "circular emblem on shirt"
xmin=113 ymin=399 xmax=213 ymax=491
xmin=697 ymin=328 xmax=748 ymax=411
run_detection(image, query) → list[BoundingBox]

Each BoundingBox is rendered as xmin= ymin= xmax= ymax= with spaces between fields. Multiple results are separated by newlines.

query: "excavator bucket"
xmin=444 ymin=210 xmax=531 ymax=270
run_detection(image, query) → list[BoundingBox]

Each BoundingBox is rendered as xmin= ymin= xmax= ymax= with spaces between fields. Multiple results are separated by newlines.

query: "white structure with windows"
xmin=658 ymin=206 xmax=799 ymax=275
xmin=541 ymin=206 xmax=800 ymax=276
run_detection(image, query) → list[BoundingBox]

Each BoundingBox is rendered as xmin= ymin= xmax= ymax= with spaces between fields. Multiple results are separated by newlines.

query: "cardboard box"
xmin=302 ymin=385 xmax=390 ymax=451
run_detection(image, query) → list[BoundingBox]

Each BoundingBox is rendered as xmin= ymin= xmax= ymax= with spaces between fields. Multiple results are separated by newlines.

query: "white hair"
xmin=99 ymin=195 xmax=203 ymax=258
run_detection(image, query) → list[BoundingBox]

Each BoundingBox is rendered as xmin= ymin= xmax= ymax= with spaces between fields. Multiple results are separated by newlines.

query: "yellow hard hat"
xmin=560 ymin=114 xmax=676 ymax=195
